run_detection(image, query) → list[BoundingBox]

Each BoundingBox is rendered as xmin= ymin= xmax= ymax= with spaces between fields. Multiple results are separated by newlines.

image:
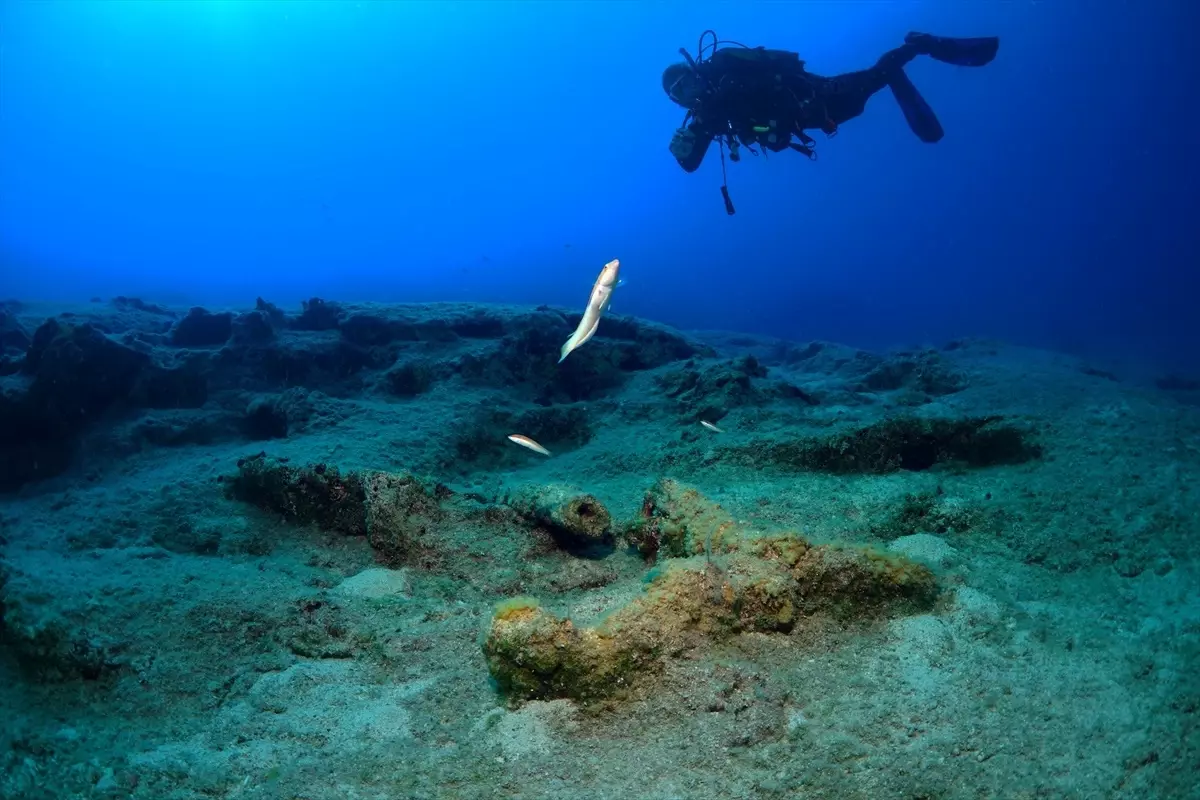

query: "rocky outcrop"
xmin=0 ymin=308 xmax=30 ymax=376
xmin=721 ymin=415 xmax=1042 ymax=475
xmin=0 ymin=318 xmax=209 ymax=490
xmin=0 ymin=299 xmax=710 ymax=492
xmin=656 ymin=355 xmax=817 ymax=422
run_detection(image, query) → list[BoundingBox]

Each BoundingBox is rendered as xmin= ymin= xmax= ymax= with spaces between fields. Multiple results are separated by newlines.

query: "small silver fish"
xmin=700 ymin=420 xmax=724 ymax=433
xmin=507 ymin=434 xmax=551 ymax=456
xmin=560 ymin=258 xmax=621 ymax=363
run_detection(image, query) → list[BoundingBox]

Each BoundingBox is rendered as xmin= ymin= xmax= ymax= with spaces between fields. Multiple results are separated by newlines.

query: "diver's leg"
xmin=874 ymin=42 xmax=923 ymax=73
xmin=820 ymin=43 xmax=942 ymax=142
xmin=905 ymin=32 xmax=999 ymax=67
xmin=820 ymin=34 xmax=994 ymax=138
xmin=816 ymin=43 xmax=907 ymax=127
xmin=818 ymin=43 xmax=921 ymax=125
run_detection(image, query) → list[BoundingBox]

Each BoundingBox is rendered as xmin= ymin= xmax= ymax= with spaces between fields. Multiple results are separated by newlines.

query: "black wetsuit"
xmin=670 ymin=34 xmax=999 ymax=173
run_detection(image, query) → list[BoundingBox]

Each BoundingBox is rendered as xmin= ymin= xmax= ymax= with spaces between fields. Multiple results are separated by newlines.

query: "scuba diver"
xmin=662 ymin=31 xmax=1000 ymax=214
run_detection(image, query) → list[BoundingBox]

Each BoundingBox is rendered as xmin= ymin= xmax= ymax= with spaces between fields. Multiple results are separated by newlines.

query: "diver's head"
xmin=662 ymin=62 xmax=704 ymax=108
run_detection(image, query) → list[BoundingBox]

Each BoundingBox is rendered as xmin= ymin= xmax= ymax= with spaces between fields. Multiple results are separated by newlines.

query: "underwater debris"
xmin=483 ymin=521 xmax=939 ymax=703
xmin=505 ymin=484 xmax=612 ymax=548
xmin=225 ymin=455 xmax=620 ymax=568
xmin=360 ymin=470 xmax=447 ymax=567
xmin=225 ymin=454 xmax=369 ymax=536
xmin=224 ymin=455 xmax=445 ymax=567
xmin=485 ymin=482 xmax=938 ymax=703
xmin=626 ymin=478 xmax=741 ymax=560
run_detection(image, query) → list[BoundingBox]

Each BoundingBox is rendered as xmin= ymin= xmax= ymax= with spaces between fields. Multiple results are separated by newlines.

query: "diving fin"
xmin=888 ymin=69 xmax=944 ymax=143
xmin=906 ymin=32 xmax=999 ymax=68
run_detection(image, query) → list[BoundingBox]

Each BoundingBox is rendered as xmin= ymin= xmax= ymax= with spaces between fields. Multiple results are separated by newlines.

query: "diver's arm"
xmin=669 ymin=121 xmax=714 ymax=173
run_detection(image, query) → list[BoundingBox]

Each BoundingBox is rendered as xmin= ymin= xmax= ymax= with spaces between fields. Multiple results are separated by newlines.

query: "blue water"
xmin=1 ymin=1 xmax=1195 ymax=369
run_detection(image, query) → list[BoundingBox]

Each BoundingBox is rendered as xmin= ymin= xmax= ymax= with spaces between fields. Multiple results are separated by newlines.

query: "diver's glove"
xmin=669 ymin=127 xmax=695 ymax=160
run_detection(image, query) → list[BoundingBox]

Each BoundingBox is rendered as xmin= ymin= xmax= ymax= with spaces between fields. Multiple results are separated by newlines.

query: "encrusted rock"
xmin=626 ymin=478 xmax=740 ymax=559
xmin=361 ymin=471 xmax=445 ymax=567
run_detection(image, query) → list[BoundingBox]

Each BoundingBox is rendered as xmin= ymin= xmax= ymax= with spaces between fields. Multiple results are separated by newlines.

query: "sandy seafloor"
xmin=0 ymin=297 xmax=1197 ymax=799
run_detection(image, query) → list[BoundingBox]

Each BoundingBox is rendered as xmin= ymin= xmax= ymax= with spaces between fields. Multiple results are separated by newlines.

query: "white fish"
xmin=559 ymin=258 xmax=621 ymax=363
xmin=507 ymin=434 xmax=551 ymax=456
xmin=700 ymin=420 xmax=724 ymax=433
